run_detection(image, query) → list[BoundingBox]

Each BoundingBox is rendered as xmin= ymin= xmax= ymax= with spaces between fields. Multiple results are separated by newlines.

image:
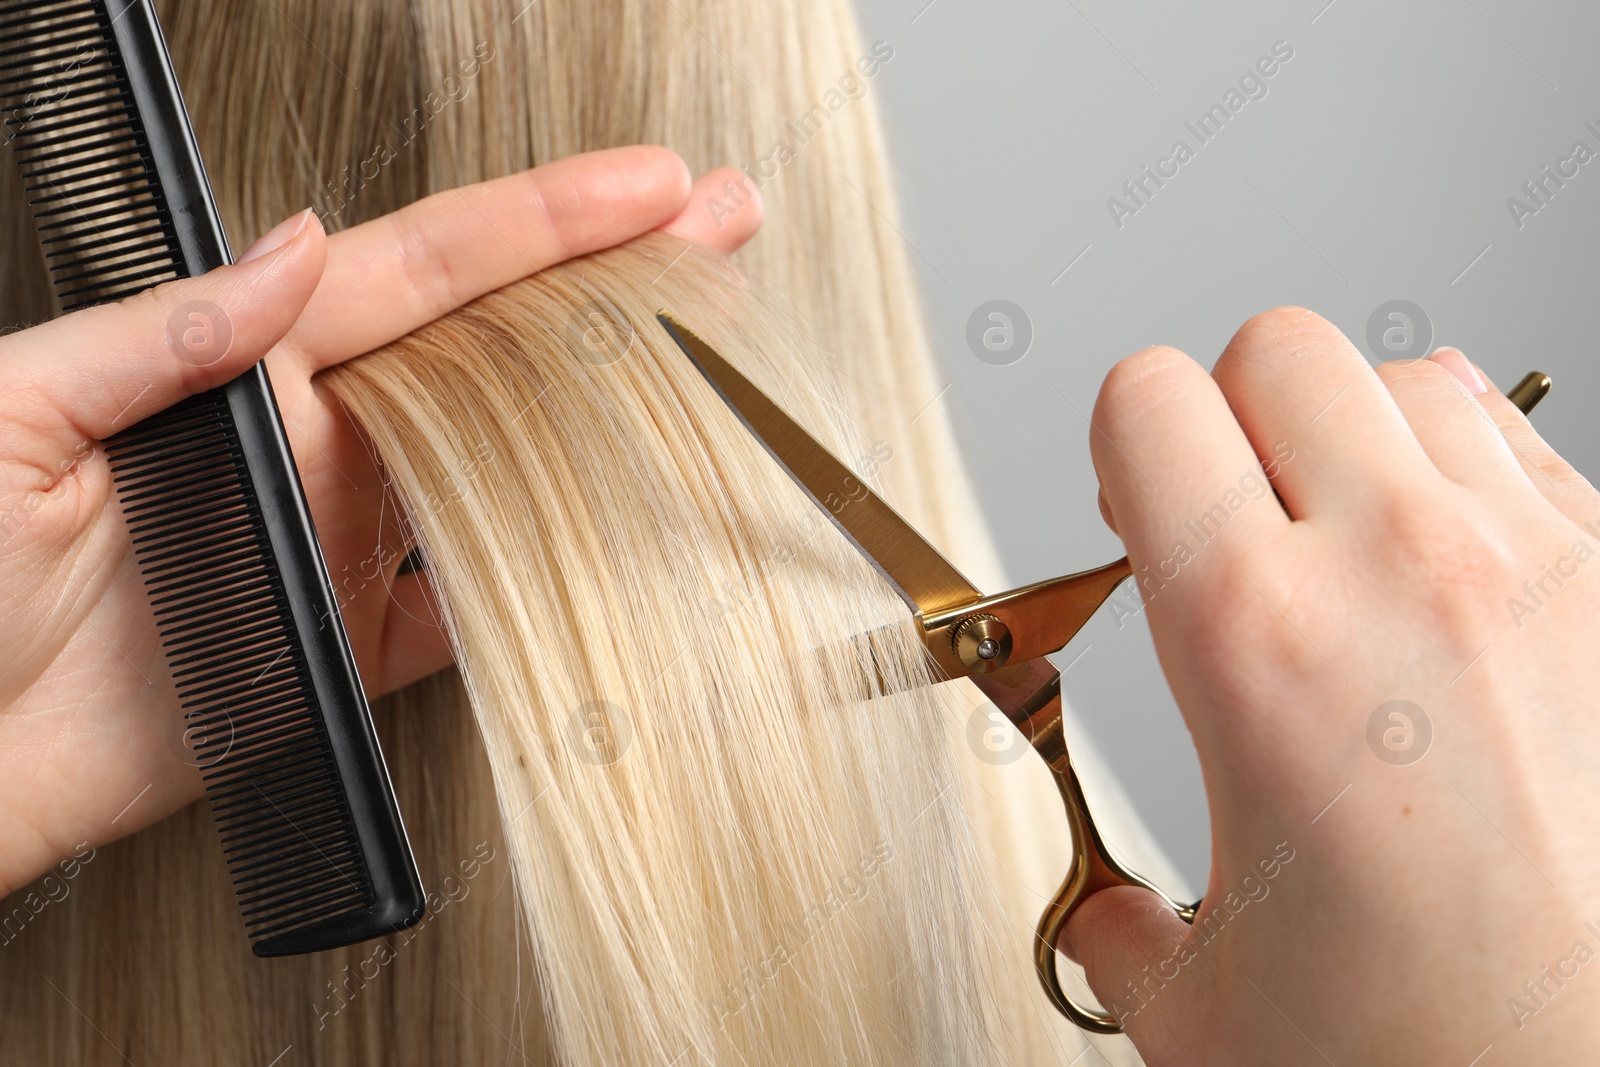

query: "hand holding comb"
xmin=0 ymin=0 xmax=425 ymax=955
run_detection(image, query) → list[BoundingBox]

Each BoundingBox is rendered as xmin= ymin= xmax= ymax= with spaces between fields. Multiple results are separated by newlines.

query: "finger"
xmin=1210 ymin=307 xmax=1434 ymax=520
xmin=1091 ymin=345 xmax=1288 ymax=585
xmin=0 ymin=212 xmax=326 ymax=466
xmin=659 ymin=167 xmax=763 ymax=252
xmin=375 ymin=568 xmax=452 ymax=695
xmin=1471 ymin=360 xmax=1600 ymax=527
xmin=288 ymin=146 xmax=694 ymax=371
xmin=1371 ymin=350 xmax=1533 ymax=494
xmin=1061 ymin=885 xmax=1196 ymax=1034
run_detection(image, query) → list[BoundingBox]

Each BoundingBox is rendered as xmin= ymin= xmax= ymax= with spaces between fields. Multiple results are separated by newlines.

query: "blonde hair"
xmin=0 ymin=0 xmax=1161 ymax=1063
xmin=323 ymin=233 xmax=995 ymax=1062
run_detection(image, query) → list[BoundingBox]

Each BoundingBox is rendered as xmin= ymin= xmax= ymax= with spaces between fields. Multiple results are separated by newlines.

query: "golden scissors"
xmin=658 ymin=310 xmax=1551 ymax=1033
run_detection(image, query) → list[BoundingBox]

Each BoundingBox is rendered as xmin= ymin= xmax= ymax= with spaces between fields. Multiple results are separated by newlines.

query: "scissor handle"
xmin=1019 ymin=694 xmax=1199 ymax=1033
xmin=1014 ymin=370 xmax=1553 ymax=1031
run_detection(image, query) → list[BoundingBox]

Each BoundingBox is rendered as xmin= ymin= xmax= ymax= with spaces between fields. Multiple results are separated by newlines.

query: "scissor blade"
xmin=658 ymin=310 xmax=982 ymax=618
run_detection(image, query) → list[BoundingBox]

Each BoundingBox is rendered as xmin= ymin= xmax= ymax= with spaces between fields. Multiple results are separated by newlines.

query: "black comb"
xmin=0 ymin=0 xmax=426 ymax=955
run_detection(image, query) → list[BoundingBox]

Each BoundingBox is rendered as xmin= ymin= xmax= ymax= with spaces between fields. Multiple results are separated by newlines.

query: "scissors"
xmin=658 ymin=309 xmax=1551 ymax=1033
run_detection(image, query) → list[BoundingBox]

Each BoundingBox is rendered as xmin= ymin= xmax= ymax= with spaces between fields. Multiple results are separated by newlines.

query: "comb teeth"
xmin=103 ymin=395 xmax=375 ymax=941
xmin=0 ymin=0 xmax=423 ymax=953
xmin=0 ymin=0 xmax=182 ymax=308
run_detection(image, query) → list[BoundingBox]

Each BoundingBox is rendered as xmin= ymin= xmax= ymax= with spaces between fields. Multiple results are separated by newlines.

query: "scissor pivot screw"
xmin=952 ymin=613 xmax=1012 ymax=673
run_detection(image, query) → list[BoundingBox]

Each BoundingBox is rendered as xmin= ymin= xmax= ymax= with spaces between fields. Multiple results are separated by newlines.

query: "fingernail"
xmin=1430 ymin=346 xmax=1488 ymax=395
xmin=238 ymin=208 xmax=319 ymax=264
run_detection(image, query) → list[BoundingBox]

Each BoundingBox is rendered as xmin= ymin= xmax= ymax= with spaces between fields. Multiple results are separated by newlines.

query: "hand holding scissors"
xmin=661 ymin=306 xmax=1600 ymax=1066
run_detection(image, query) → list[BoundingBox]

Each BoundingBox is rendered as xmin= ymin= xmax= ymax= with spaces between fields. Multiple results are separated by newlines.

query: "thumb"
xmin=0 ymin=209 xmax=326 ymax=462
xmin=1062 ymin=885 xmax=1197 ymax=1038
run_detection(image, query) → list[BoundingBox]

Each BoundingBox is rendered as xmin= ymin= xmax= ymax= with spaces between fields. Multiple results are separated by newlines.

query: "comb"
xmin=0 ymin=0 xmax=425 ymax=955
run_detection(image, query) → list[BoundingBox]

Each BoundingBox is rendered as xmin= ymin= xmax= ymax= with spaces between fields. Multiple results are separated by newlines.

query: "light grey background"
xmin=854 ymin=0 xmax=1599 ymax=890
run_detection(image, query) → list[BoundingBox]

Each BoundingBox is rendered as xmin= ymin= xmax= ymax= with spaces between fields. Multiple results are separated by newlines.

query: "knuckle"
xmin=1095 ymin=345 xmax=1196 ymax=430
xmin=1208 ymin=546 xmax=1297 ymax=633
xmin=1188 ymin=547 xmax=1263 ymax=626
xmin=392 ymin=213 xmax=460 ymax=315
xmin=526 ymin=169 xmax=576 ymax=259
xmin=1176 ymin=549 xmax=1323 ymax=694
xmin=1217 ymin=306 xmax=1344 ymax=374
xmin=109 ymin=282 xmax=164 ymax=325
xmin=1367 ymin=490 xmax=1521 ymax=640
xmin=1238 ymin=305 xmax=1334 ymax=346
xmin=1111 ymin=344 xmax=1193 ymax=386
